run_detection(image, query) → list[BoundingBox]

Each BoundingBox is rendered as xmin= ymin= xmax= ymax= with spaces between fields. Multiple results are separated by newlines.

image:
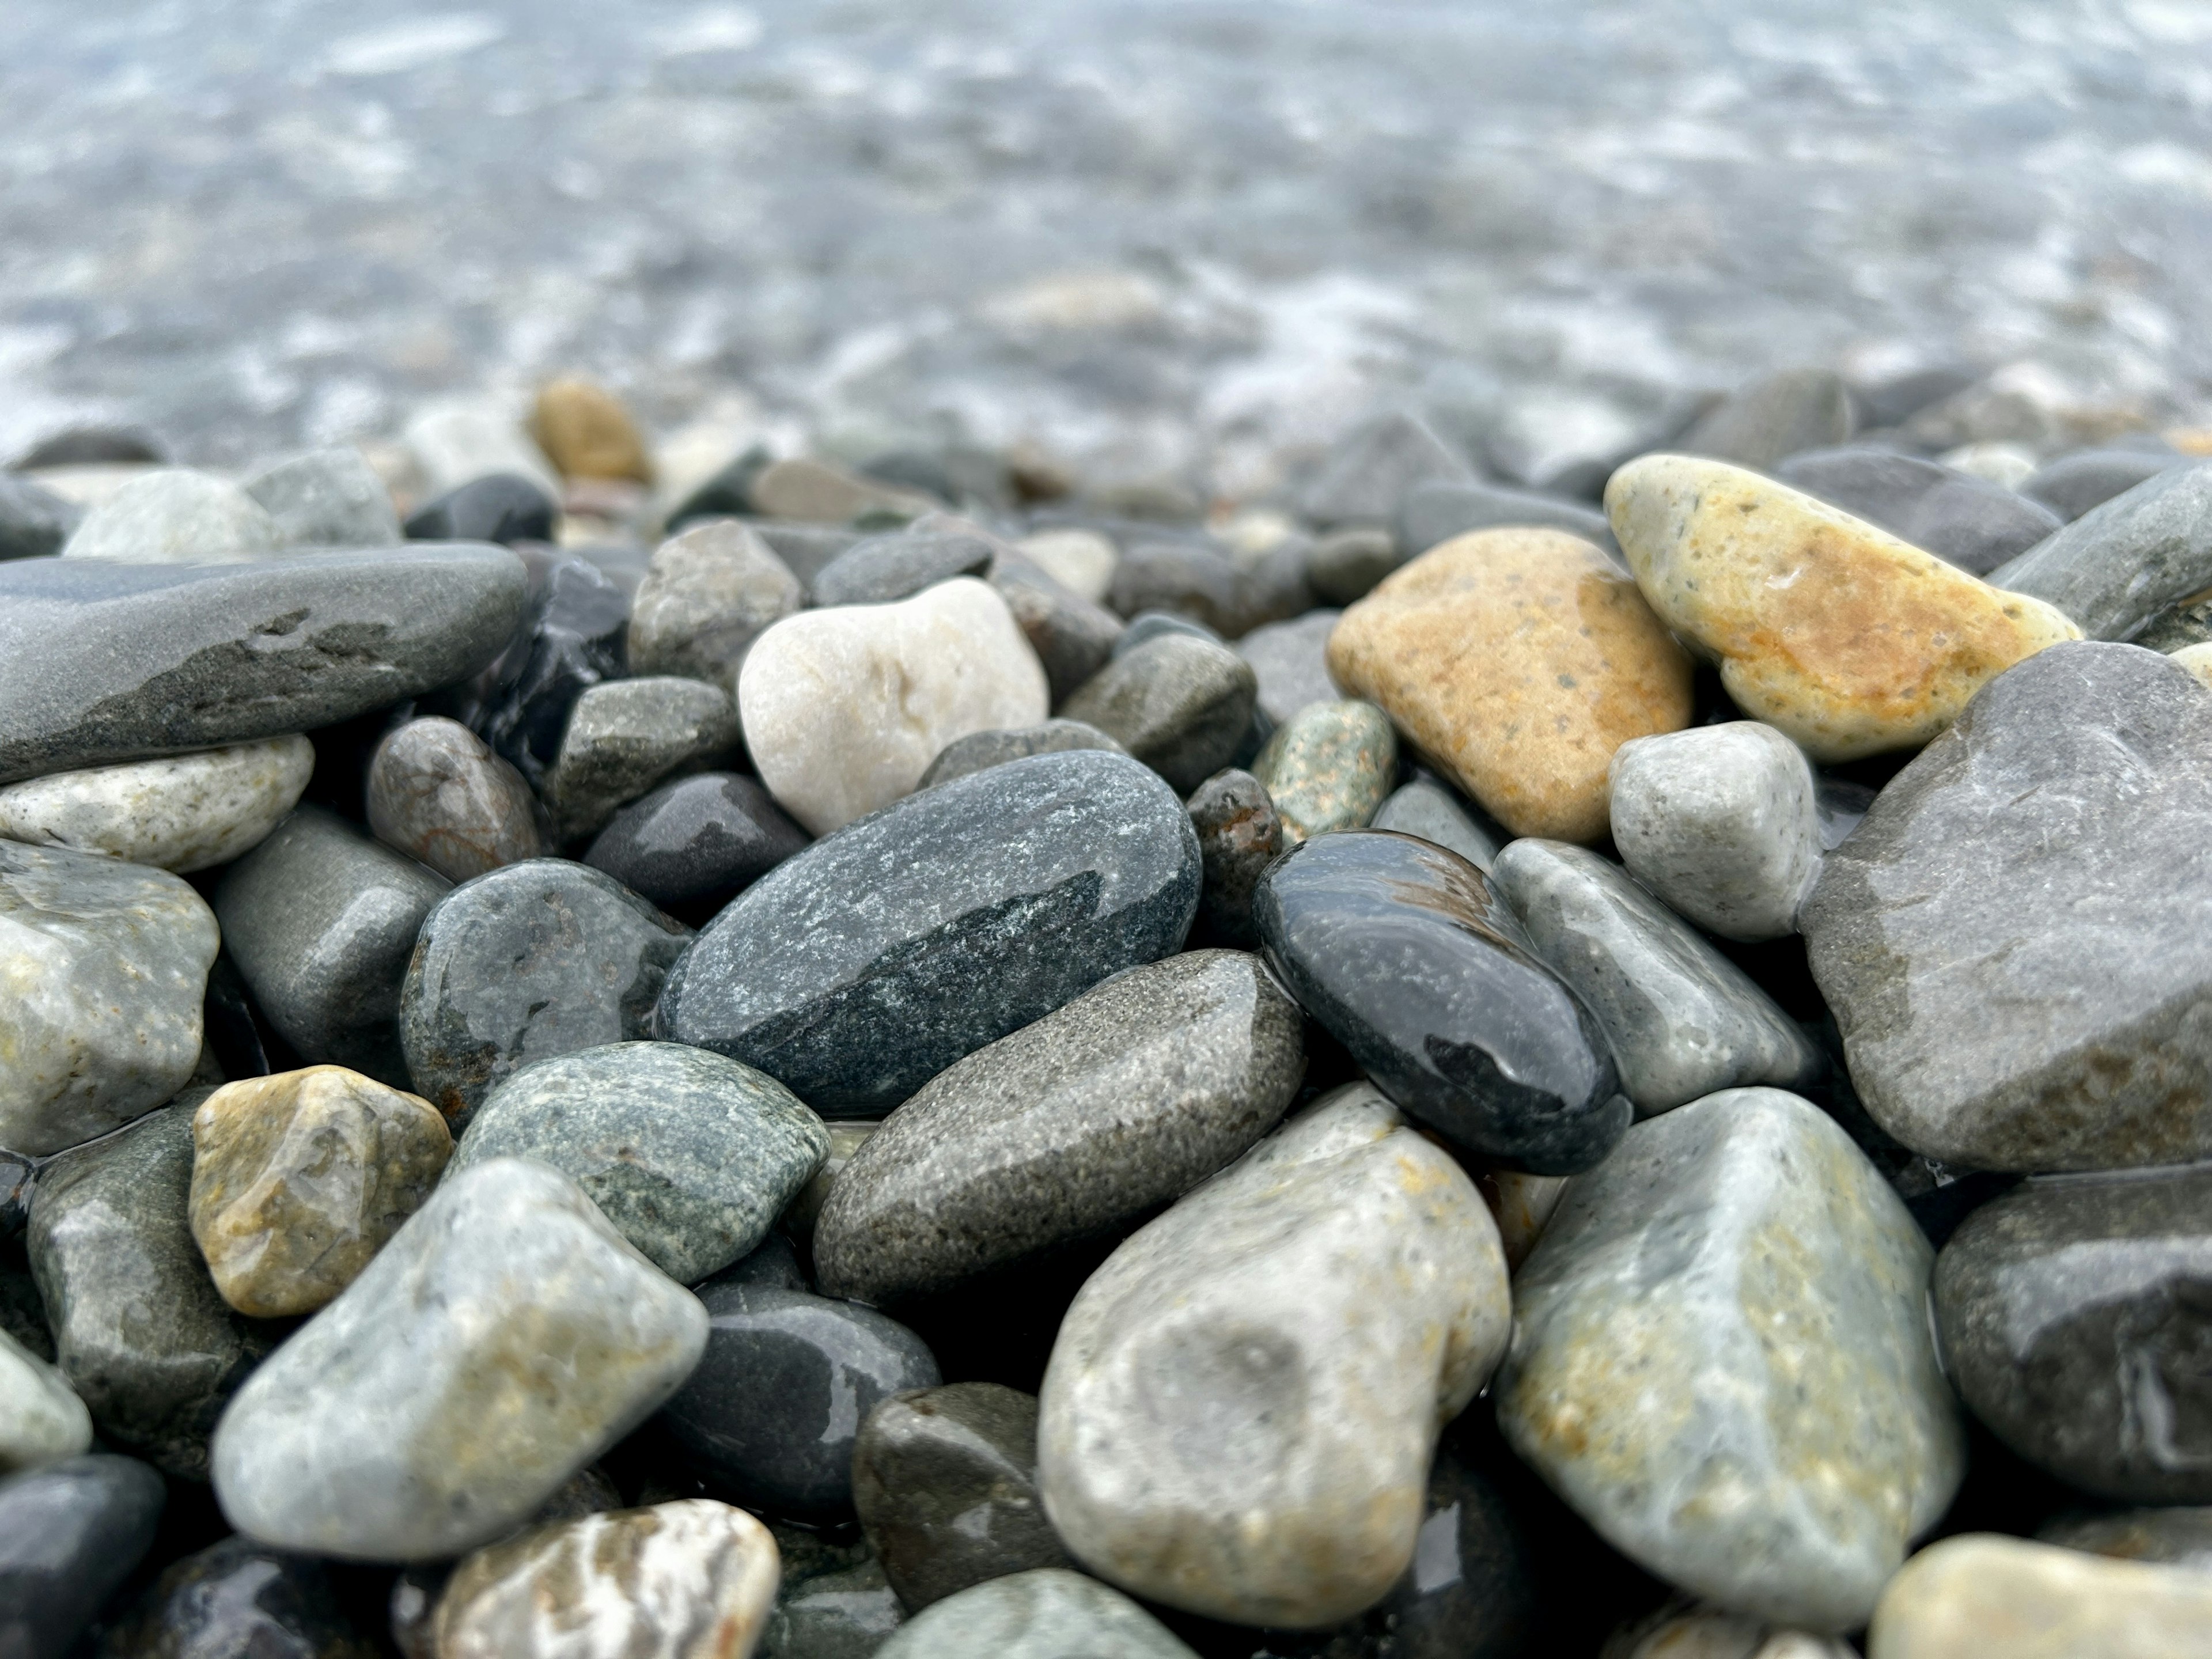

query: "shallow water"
xmin=4 ymin=0 xmax=2210 ymax=488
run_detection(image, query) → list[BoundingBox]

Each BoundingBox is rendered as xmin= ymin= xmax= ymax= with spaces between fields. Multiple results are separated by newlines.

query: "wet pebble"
xmin=542 ymin=675 xmax=741 ymax=843
xmin=0 ymin=734 xmax=314 ymax=873
xmin=875 ymin=1567 xmax=1198 ymax=1659
xmin=1369 ymin=772 xmax=1503 ymax=871
xmin=1185 ymin=767 xmax=1281 ymax=945
xmin=582 ymin=771 xmax=808 ymax=921
xmin=0 ymin=1455 xmax=166 ymax=1659
xmin=366 ymin=715 xmax=549 ymax=882
xmin=99 ymin=1532 xmax=385 ymax=1658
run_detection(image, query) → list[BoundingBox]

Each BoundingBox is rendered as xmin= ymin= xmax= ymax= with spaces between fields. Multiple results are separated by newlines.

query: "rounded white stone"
xmin=1016 ymin=529 xmax=1119 ymax=603
xmin=0 ymin=736 xmax=315 ymax=873
xmin=1869 ymin=1533 xmax=2212 ymax=1659
xmin=0 ymin=1327 xmax=93 ymax=1474
xmin=60 ymin=468 xmax=283 ymax=563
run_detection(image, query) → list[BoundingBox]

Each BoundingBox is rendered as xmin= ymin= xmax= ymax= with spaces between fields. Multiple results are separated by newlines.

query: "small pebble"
xmin=1108 ymin=540 xmax=1252 ymax=636
xmin=2021 ymin=446 xmax=2181 ymax=522
xmin=0 ymin=1328 xmax=92 ymax=1474
xmin=989 ymin=548 xmax=1127 ymax=702
xmin=404 ymin=472 xmax=559 ymax=545
xmin=0 ymin=1455 xmax=166 ymax=1659
xmin=60 ymin=467 xmax=282 ymax=562
xmin=1369 ymin=774 xmax=1503 ymax=871
xmin=874 ymin=1567 xmax=1196 ymax=1659
xmin=1298 ymin=411 xmax=1471 ymax=528
xmin=584 ymin=770 xmax=809 ymax=920
xmin=812 ymin=526 xmax=998 ymax=607
xmin=1249 ymin=697 xmax=1396 ymax=843
xmin=1059 ymin=632 xmax=1260 ymax=794
xmin=627 ymin=519 xmax=802 ymax=684
xmin=749 ymin=456 xmax=936 ymax=524
xmin=1866 ymin=1533 xmax=2212 ymax=1659
xmin=244 ymin=446 xmax=404 ymax=546
xmin=1677 ymin=367 xmax=1854 ymax=469
xmin=1185 ymin=767 xmax=1281 ymax=945
xmin=1234 ymin=608 xmax=1342 ymax=725
xmin=1305 ymin=526 xmax=1398 ymax=605
xmin=529 ymin=377 xmax=653 ymax=482
xmin=367 ymin=715 xmax=549 ymax=882
xmin=0 ymin=734 xmax=313 ymax=873
xmin=918 ymin=719 xmax=1126 ymax=789
xmin=100 ymin=1532 xmax=384 ymax=1657
xmin=542 ymin=675 xmax=741 ymax=842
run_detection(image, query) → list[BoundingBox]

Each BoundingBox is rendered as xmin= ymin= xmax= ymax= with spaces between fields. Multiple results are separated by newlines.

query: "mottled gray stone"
xmin=1299 ymin=411 xmax=1472 ymax=529
xmin=60 ymin=468 xmax=281 ymax=562
xmin=400 ymin=860 xmax=691 ymax=1128
xmin=764 ymin=1541 xmax=905 ymax=1658
xmin=217 ymin=806 xmax=450 ymax=1087
xmin=0 ymin=472 xmax=82 ymax=560
xmin=814 ymin=528 xmax=998 ymax=608
xmin=816 ymin=950 xmax=1303 ymax=1306
xmin=544 ymin=676 xmax=741 ymax=844
xmin=244 ymin=448 xmax=403 ymax=547
xmin=1678 ymin=368 xmax=1855 ymax=470
xmin=367 ymin=716 xmax=550 ymax=884
xmin=1491 ymin=839 xmax=1821 ymax=1116
xmin=1305 ymin=527 xmax=1396 ymax=606
xmin=1497 ymin=1088 xmax=1965 ymax=1633
xmin=211 ymin=1158 xmax=707 ymax=1561
xmin=0 ymin=544 xmax=527 ymax=783
xmin=1776 ymin=446 xmax=2061 ymax=575
xmin=29 ymin=1105 xmax=276 ymax=1478
xmin=1059 ymin=634 xmax=1259 ymax=794
xmin=1249 ymin=698 xmax=1395 ymax=843
xmin=2022 ymin=448 xmax=2182 ymax=522
xmin=988 ymin=551 xmax=1126 ymax=703
xmin=1994 ymin=461 xmax=2212 ymax=639
xmin=1609 ymin=721 xmax=1821 ymax=942
xmin=918 ymin=721 xmax=1125 ymax=790
xmin=1804 ymin=642 xmax=2212 ymax=1172
xmin=1393 ymin=478 xmax=1616 ymax=560
xmin=1370 ymin=775 xmax=1504 ymax=872
xmin=0 ymin=1455 xmax=168 ymax=1659
xmin=1234 ymin=609 xmax=1342 ymax=727
xmin=2041 ymin=1508 xmax=2212 ymax=1571
xmin=750 ymin=521 xmax=865 ymax=592
xmin=874 ymin=1569 xmax=1197 ymax=1659
xmin=1186 ymin=768 xmax=1279 ymax=946
xmin=626 ymin=519 xmax=802 ymax=684
xmin=0 ymin=735 xmax=315 ymax=874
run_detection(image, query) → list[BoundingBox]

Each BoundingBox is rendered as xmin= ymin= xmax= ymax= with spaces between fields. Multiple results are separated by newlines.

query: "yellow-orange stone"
xmin=1325 ymin=529 xmax=1693 ymax=843
xmin=528 ymin=377 xmax=653 ymax=482
xmin=1606 ymin=455 xmax=2081 ymax=763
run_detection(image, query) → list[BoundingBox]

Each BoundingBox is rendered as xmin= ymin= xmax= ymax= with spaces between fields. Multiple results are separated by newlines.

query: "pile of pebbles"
xmin=5 ymin=362 xmax=2212 ymax=1659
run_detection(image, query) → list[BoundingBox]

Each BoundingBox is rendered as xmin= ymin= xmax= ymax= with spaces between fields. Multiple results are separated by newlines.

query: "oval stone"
xmin=1058 ymin=634 xmax=1260 ymax=796
xmin=1249 ymin=699 xmax=1396 ymax=844
xmin=582 ymin=771 xmax=809 ymax=923
xmin=874 ymin=1569 xmax=1197 ymax=1659
xmin=1868 ymin=1534 xmax=2212 ymax=1659
xmin=367 ymin=716 xmax=548 ymax=884
xmin=0 ymin=735 xmax=313 ymax=873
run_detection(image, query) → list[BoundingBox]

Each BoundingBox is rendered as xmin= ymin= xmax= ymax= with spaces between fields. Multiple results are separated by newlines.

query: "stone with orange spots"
xmin=1605 ymin=454 xmax=2078 ymax=762
xmin=1325 ymin=529 xmax=1692 ymax=843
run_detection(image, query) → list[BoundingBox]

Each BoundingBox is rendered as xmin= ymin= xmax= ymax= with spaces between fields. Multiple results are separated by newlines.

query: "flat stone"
xmin=0 ymin=544 xmax=527 ymax=783
xmin=367 ymin=716 xmax=549 ymax=883
xmin=1038 ymin=1084 xmax=1509 ymax=1627
xmin=529 ymin=378 xmax=653 ymax=482
xmin=1016 ymin=529 xmax=1117 ymax=603
xmin=0 ymin=472 xmax=82 ymax=560
xmin=1304 ymin=528 xmax=1397 ymax=606
xmin=816 ymin=950 xmax=1302 ymax=1306
xmin=1186 ymin=768 xmax=1281 ymax=946
xmin=1776 ymin=447 xmax=2061 ymax=575
xmin=751 ymin=457 xmax=936 ymax=525
xmin=1234 ymin=609 xmax=1342 ymax=726
xmin=60 ymin=468 xmax=282 ymax=562
xmin=1993 ymin=460 xmax=2212 ymax=641
xmin=1497 ymin=1088 xmax=1965 ymax=1633
xmin=813 ymin=527 xmax=998 ymax=608
xmin=0 ymin=734 xmax=313 ymax=874
xmin=1393 ymin=478 xmax=1616 ymax=560
xmin=188 ymin=1066 xmax=452 ymax=1317
xmin=1060 ymin=633 xmax=1259 ymax=794
xmin=1298 ymin=411 xmax=1472 ymax=528
xmin=99 ymin=1532 xmax=385 ymax=1657
xmin=451 ymin=1041 xmax=826 ymax=1284
xmin=918 ymin=720 xmax=1126 ymax=789
xmin=212 ymin=1157 xmax=707 ymax=1561
xmin=0 ymin=840 xmax=219 ymax=1155
xmin=404 ymin=474 xmax=559 ymax=546
xmin=218 ymin=806 xmax=451 ymax=1085
xmin=0 ymin=1456 xmax=166 ymax=1659
xmin=1249 ymin=698 xmax=1396 ymax=843
xmin=1255 ymin=830 xmax=1628 ymax=1174
xmin=989 ymin=550 xmax=1126 ymax=703
xmin=400 ymin=859 xmax=690 ymax=1128
xmin=29 ymin=1105 xmax=276 ymax=1477
xmin=0 ymin=1327 xmax=91 ymax=1473
xmin=2040 ymin=1508 xmax=2212 ymax=1570
xmin=1369 ymin=774 xmax=1504 ymax=872
xmin=1933 ymin=1164 xmax=2212 ymax=1502
xmin=876 ymin=1569 xmax=1196 ymax=1659
xmin=1608 ymin=721 xmax=1822 ymax=942
xmin=1608 ymin=456 xmax=2080 ymax=762
xmin=660 ymin=1283 xmax=938 ymax=1522
xmin=627 ymin=520 xmax=802 ymax=685
xmin=741 ymin=578 xmax=1048 ymax=835
xmin=584 ymin=771 xmax=809 ymax=922
xmin=1491 ymin=839 xmax=1821 ymax=1115
xmin=244 ymin=446 xmax=403 ymax=547
xmin=1802 ymin=642 xmax=2212 ymax=1172
xmin=1330 ymin=528 xmax=1693 ymax=842
xmin=2022 ymin=448 xmax=2182 ymax=522
xmin=14 ymin=425 xmax=164 ymax=468
xmin=1866 ymin=1534 xmax=2212 ymax=1659
xmin=542 ymin=676 xmax=741 ymax=843
xmin=433 ymin=1499 xmax=778 ymax=1658
xmin=1677 ymin=368 xmax=1854 ymax=470
xmin=659 ymin=749 xmax=1199 ymax=1116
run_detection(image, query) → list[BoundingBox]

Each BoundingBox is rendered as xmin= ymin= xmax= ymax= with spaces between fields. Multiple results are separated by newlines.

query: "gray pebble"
xmin=1186 ymin=768 xmax=1281 ymax=946
xmin=1060 ymin=633 xmax=1259 ymax=794
xmin=1393 ymin=477 xmax=1616 ymax=560
xmin=918 ymin=720 xmax=1125 ymax=789
xmin=1298 ymin=411 xmax=1472 ymax=528
xmin=988 ymin=551 xmax=1126 ymax=703
xmin=2021 ymin=447 xmax=2182 ymax=522
xmin=60 ymin=468 xmax=281 ymax=563
xmin=0 ymin=473 xmax=82 ymax=561
xmin=873 ymin=1569 xmax=1196 ymax=1659
xmin=1370 ymin=774 xmax=1504 ymax=873
xmin=1234 ymin=609 xmax=1342 ymax=726
xmin=367 ymin=716 xmax=550 ymax=884
xmin=1305 ymin=526 xmax=1396 ymax=606
xmin=1777 ymin=446 xmax=2061 ymax=575
xmin=1678 ymin=368 xmax=1855 ymax=470
xmin=626 ymin=520 xmax=802 ymax=685
xmin=244 ymin=448 xmax=403 ymax=547
xmin=1993 ymin=460 xmax=2212 ymax=639
xmin=1111 ymin=609 xmax=1220 ymax=658
xmin=1107 ymin=543 xmax=1249 ymax=637
xmin=813 ymin=528 xmax=998 ymax=608
xmin=542 ymin=676 xmax=741 ymax=843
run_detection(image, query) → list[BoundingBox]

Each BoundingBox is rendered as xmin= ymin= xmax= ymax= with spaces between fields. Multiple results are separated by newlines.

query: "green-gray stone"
xmin=764 ymin=1525 xmax=905 ymax=1658
xmin=1249 ymin=698 xmax=1396 ymax=843
xmin=874 ymin=1569 xmax=1196 ymax=1659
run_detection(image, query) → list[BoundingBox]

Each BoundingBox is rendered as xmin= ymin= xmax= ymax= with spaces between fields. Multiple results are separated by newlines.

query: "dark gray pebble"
xmin=403 ymin=472 xmax=558 ymax=545
xmin=1059 ymin=633 xmax=1259 ymax=794
xmin=0 ymin=1455 xmax=166 ymax=1659
xmin=918 ymin=721 xmax=1125 ymax=790
xmin=584 ymin=771 xmax=809 ymax=922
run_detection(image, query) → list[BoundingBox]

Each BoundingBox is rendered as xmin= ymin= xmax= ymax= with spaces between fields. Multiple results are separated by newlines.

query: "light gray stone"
xmin=1369 ymin=775 xmax=1505 ymax=872
xmin=875 ymin=1569 xmax=1198 ymax=1659
xmin=245 ymin=448 xmax=403 ymax=547
xmin=0 ymin=736 xmax=313 ymax=873
xmin=0 ymin=1327 xmax=93 ymax=1473
xmin=60 ymin=468 xmax=282 ymax=563
xmin=1234 ymin=609 xmax=1342 ymax=727
xmin=1679 ymin=368 xmax=1855 ymax=471
xmin=1993 ymin=461 xmax=2212 ymax=640
xmin=626 ymin=520 xmax=802 ymax=686
xmin=1298 ymin=412 xmax=1471 ymax=528
xmin=543 ymin=677 xmax=741 ymax=843
xmin=1867 ymin=1534 xmax=2212 ymax=1659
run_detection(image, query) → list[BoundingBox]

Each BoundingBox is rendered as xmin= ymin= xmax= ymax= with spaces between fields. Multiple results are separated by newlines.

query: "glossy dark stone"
xmin=403 ymin=471 xmax=558 ymax=545
xmin=99 ymin=1533 xmax=382 ymax=1658
xmin=988 ymin=553 xmax=1124 ymax=702
xmin=918 ymin=722 xmax=1124 ymax=791
xmin=200 ymin=950 xmax=298 ymax=1084
xmin=1059 ymin=634 xmax=1260 ymax=796
xmin=2023 ymin=447 xmax=2182 ymax=522
xmin=1935 ymin=1162 xmax=2212 ymax=1503
xmin=1185 ymin=768 xmax=1280 ymax=947
xmin=0 ymin=1455 xmax=165 ymax=1659
xmin=657 ymin=749 xmax=1200 ymax=1118
xmin=764 ymin=1525 xmax=906 ymax=1658
xmin=0 ymin=472 xmax=82 ymax=560
xmin=812 ymin=528 xmax=997 ymax=607
xmin=1253 ymin=830 xmax=1628 ymax=1175
xmin=0 ymin=1264 xmax=51 ymax=1362
xmin=584 ymin=772 xmax=809 ymax=923
xmin=1776 ymin=445 xmax=2061 ymax=574
xmin=1393 ymin=478 xmax=1615 ymax=559
xmin=660 ymin=1283 xmax=940 ymax=1522
xmin=853 ymin=1383 xmax=1070 ymax=1611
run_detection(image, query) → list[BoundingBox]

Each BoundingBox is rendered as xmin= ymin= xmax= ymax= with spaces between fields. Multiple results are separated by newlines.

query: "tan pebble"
xmin=2168 ymin=642 xmax=2212 ymax=690
xmin=1868 ymin=1533 xmax=2212 ymax=1659
xmin=529 ymin=377 xmax=652 ymax=483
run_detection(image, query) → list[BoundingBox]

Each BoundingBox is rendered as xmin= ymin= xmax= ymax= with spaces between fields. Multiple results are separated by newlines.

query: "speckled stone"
xmin=0 ymin=1455 xmax=166 ymax=1659
xmin=2040 ymin=1508 xmax=2212 ymax=1570
xmin=1775 ymin=447 xmax=2060 ymax=576
xmin=60 ymin=467 xmax=282 ymax=562
xmin=0 ymin=1327 xmax=92 ymax=1473
xmin=627 ymin=520 xmax=802 ymax=685
xmin=1394 ymin=478 xmax=1616 ymax=560
xmin=29 ymin=1105 xmax=276 ymax=1478
xmin=212 ymin=1157 xmax=707 ymax=1561
xmin=1804 ymin=642 xmax=2212 ymax=1172
xmin=1185 ymin=768 xmax=1281 ymax=946
xmin=1608 ymin=722 xmax=1822 ymax=943
xmin=450 ymin=1041 xmax=827 ymax=1284
xmin=543 ymin=677 xmax=741 ymax=843
xmin=1993 ymin=460 xmax=2212 ymax=640
xmin=813 ymin=528 xmax=997 ymax=608
xmin=0 ymin=471 xmax=82 ymax=560
xmin=874 ymin=1569 xmax=1197 ymax=1659
xmin=1249 ymin=698 xmax=1396 ymax=843
xmin=188 ymin=1066 xmax=453 ymax=1317
xmin=404 ymin=474 xmax=558 ymax=546
xmin=1255 ymin=830 xmax=1628 ymax=1175
xmin=244 ymin=446 xmax=404 ymax=547
xmin=1369 ymin=774 xmax=1504 ymax=872
xmin=218 ymin=806 xmax=451 ymax=1085
xmin=1497 ymin=1088 xmax=1965 ymax=1633
xmin=583 ymin=772 xmax=809 ymax=922
xmin=1060 ymin=633 xmax=1260 ymax=795
xmin=1234 ymin=610 xmax=1343 ymax=725
xmin=0 ymin=840 xmax=219 ymax=1155
xmin=400 ymin=859 xmax=690 ymax=1128
xmin=1867 ymin=1534 xmax=2212 ymax=1659
xmin=433 ymin=1499 xmax=779 ymax=1659
xmin=1607 ymin=456 xmax=2079 ymax=762
xmin=0 ymin=735 xmax=313 ymax=874
xmin=778 ymin=1122 xmax=877 ymax=1243
xmin=2021 ymin=448 xmax=2181 ymax=522
xmin=99 ymin=1532 xmax=385 ymax=1658
xmin=658 ymin=749 xmax=1199 ymax=1118
xmin=918 ymin=720 xmax=1125 ymax=789
xmin=988 ymin=550 xmax=1127 ymax=704
xmin=366 ymin=716 xmax=548 ymax=883
xmin=1039 ymin=1084 xmax=1509 ymax=1627
xmin=1933 ymin=1164 xmax=2212 ymax=1503
xmin=815 ymin=950 xmax=1302 ymax=1307
xmin=660 ymin=1283 xmax=939 ymax=1522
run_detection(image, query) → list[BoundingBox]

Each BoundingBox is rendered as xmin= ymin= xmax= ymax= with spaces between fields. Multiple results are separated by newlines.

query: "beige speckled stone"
xmin=1326 ymin=529 xmax=1692 ymax=843
xmin=1605 ymin=456 xmax=2079 ymax=763
xmin=529 ymin=378 xmax=653 ymax=483
xmin=0 ymin=736 xmax=314 ymax=873
xmin=190 ymin=1067 xmax=453 ymax=1317
xmin=2168 ymin=641 xmax=2212 ymax=689
xmin=1868 ymin=1534 xmax=2212 ymax=1659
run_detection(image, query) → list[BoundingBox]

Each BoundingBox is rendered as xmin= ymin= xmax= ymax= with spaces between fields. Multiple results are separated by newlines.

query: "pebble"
xmin=1234 ymin=608 xmax=1342 ymax=726
xmin=1185 ymin=767 xmax=1281 ymax=945
xmin=1802 ymin=642 xmax=2212 ymax=1171
xmin=404 ymin=472 xmax=559 ymax=545
xmin=750 ymin=457 xmax=936 ymax=524
xmin=1038 ymin=1082 xmax=1509 ymax=1627
xmin=989 ymin=549 xmax=1127 ymax=703
xmin=1249 ymin=698 xmax=1396 ymax=842
xmin=1254 ymin=830 xmax=1629 ymax=1174
xmin=404 ymin=400 xmax=562 ymax=499
xmin=0 ymin=1327 xmax=92 ymax=1472
xmin=1108 ymin=541 xmax=1252 ymax=637
xmin=918 ymin=719 xmax=1125 ymax=788
xmin=1328 ymin=527 xmax=1692 ymax=842
xmin=367 ymin=715 xmax=549 ymax=882
xmin=0 ymin=544 xmax=526 ymax=783
xmin=1016 ymin=528 xmax=1118 ymax=603
xmin=218 ymin=805 xmax=451 ymax=1084
xmin=2169 ymin=641 xmax=2212 ymax=688
xmin=0 ymin=733 xmax=313 ymax=873
xmin=60 ymin=467 xmax=283 ymax=562
xmin=1775 ymin=446 xmax=2061 ymax=575
xmin=1497 ymin=1087 xmax=1964 ymax=1633
xmin=212 ymin=1157 xmax=707 ymax=1560
xmin=813 ymin=527 xmax=998 ymax=608
xmin=1608 ymin=1604 xmax=1852 ymax=1659
xmin=1298 ymin=411 xmax=1472 ymax=528
xmin=1607 ymin=455 xmax=2079 ymax=761
xmin=188 ymin=1065 xmax=453 ymax=1317
xmin=100 ymin=1532 xmax=384 ymax=1657
xmin=1491 ymin=838 xmax=1821 ymax=1114
xmin=874 ymin=1567 xmax=1197 ymax=1659
xmin=1059 ymin=632 xmax=1260 ymax=794
xmin=1608 ymin=721 xmax=1822 ymax=942
xmin=658 ymin=749 xmax=1199 ymax=1116
xmin=244 ymin=446 xmax=404 ymax=546
xmin=1677 ymin=367 xmax=1854 ymax=470
xmin=660 ymin=1281 xmax=940 ymax=1522
xmin=1394 ymin=477 xmax=1618 ymax=560
xmin=542 ymin=675 xmax=741 ymax=842
xmin=399 ymin=859 xmax=691 ymax=1127
xmin=1991 ymin=459 xmax=2212 ymax=641
xmin=451 ymin=1041 xmax=827 ymax=1284
xmin=0 ymin=839 xmax=219 ymax=1155
xmin=529 ymin=377 xmax=653 ymax=482
xmin=2040 ymin=1508 xmax=2212 ymax=1570
xmin=584 ymin=771 xmax=809 ymax=921
xmin=0 ymin=1455 xmax=166 ymax=1659
xmin=740 ymin=577 xmax=1048 ymax=835
xmin=1303 ymin=527 xmax=1396 ymax=605
xmin=433 ymin=1499 xmax=779 ymax=1659
xmin=2021 ymin=446 xmax=2180 ymax=522
xmin=29 ymin=1105 xmax=276 ymax=1476
xmin=1113 ymin=609 xmax=1219 ymax=657
xmin=815 ymin=949 xmax=1302 ymax=1306
xmin=777 ymin=1122 xmax=877 ymax=1244
xmin=1368 ymin=773 xmax=1504 ymax=872
xmin=764 ymin=1537 xmax=906 ymax=1658
xmin=1866 ymin=1533 xmax=2212 ymax=1659
xmin=627 ymin=520 xmax=803 ymax=685
xmin=1933 ymin=1163 xmax=2212 ymax=1502
xmin=448 ymin=549 xmax=631 ymax=791
xmin=853 ymin=1382 xmax=1072 ymax=1609
xmin=0 ymin=471 xmax=84 ymax=559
